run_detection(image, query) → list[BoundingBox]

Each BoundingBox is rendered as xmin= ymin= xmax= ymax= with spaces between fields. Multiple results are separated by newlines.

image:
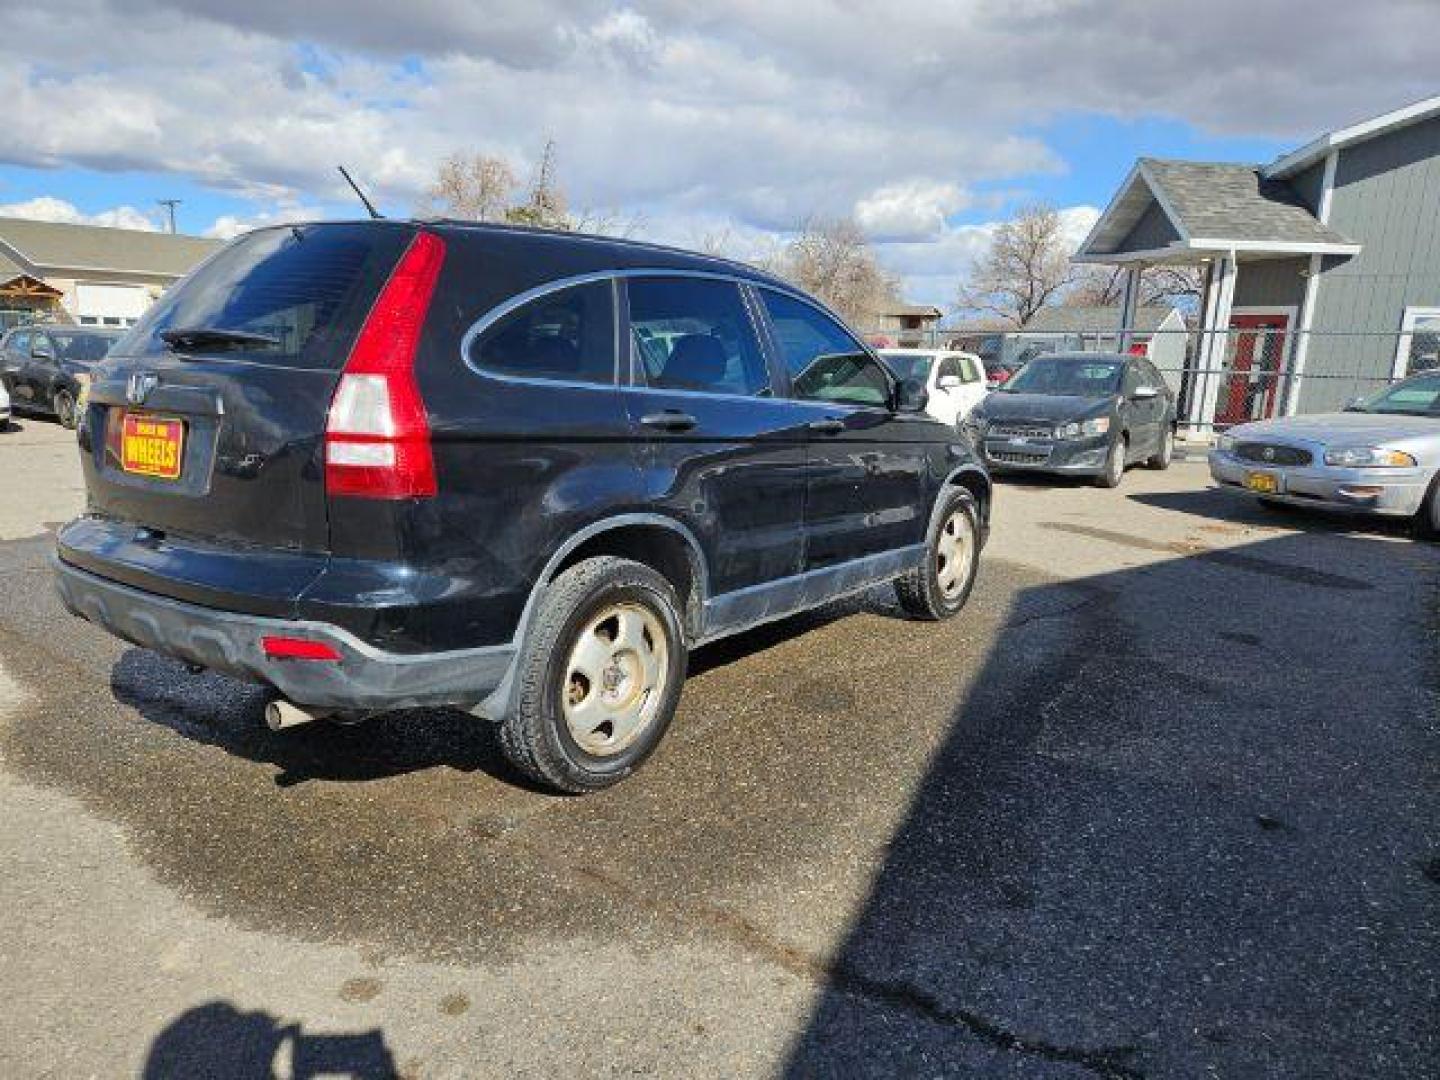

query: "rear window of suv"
xmin=114 ymin=223 xmax=411 ymax=369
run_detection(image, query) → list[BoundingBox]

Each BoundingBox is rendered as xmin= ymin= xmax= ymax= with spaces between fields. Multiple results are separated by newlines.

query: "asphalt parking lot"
xmin=0 ymin=418 xmax=1435 ymax=1079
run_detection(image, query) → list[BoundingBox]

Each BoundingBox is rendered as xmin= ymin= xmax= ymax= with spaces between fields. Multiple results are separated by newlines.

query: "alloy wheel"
xmin=562 ymin=602 xmax=670 ymax=757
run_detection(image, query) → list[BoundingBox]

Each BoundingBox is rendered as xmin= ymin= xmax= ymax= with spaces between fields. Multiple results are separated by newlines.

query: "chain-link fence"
xmin=861 ymin=324 xmax=1439 ymax=434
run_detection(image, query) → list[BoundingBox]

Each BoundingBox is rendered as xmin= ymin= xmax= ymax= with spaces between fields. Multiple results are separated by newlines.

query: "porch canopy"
xmin=1073 ymin=159 xmax=1362 ymax=430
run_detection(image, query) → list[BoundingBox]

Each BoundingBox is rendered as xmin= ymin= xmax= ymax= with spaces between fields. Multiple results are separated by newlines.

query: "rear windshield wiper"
xmin=159 ymin=327 xmax=281 ymax=352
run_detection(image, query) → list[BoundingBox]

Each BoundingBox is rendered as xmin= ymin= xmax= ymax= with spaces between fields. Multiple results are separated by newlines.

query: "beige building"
xmin=0 ymin=217 xmax=220 ymax=332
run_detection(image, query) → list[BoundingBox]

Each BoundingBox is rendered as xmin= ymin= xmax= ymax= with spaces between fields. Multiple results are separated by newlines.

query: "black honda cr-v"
xmin=54 ymin=220 xmax=990 ymax=791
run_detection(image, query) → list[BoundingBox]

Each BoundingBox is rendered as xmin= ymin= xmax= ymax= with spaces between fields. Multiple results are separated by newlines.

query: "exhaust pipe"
xmin=264 ymin=699 xmax=329 ymax=732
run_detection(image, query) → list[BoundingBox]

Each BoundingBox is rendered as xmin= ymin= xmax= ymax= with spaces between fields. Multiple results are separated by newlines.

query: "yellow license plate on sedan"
xmin=121 ymin=414 xmax=184 ymax=480
xmin=1244 ymin=470 xmax=1279 ymax=494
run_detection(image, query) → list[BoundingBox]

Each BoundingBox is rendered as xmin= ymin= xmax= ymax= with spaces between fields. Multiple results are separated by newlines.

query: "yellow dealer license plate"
xmin=121 ymin=414 xmax=184 ymax=480
xmin=1245 ymin=470 xmax=1279 ymax=494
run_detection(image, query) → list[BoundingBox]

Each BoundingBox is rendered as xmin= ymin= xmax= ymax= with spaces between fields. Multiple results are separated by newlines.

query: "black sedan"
xmin=967 ymin=352 xmax=1175 ymax=487
xmin=0 ymin=325 xmax=123 ymax=428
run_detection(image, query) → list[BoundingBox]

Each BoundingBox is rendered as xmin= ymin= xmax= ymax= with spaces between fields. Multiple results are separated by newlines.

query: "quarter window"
xmin=628 ymin=277 xmax=770 ymax=397
xmin=760 ymin=290 xmax=891 ymax=407
xmin=470 ymin=280 xmax=616 ymax=385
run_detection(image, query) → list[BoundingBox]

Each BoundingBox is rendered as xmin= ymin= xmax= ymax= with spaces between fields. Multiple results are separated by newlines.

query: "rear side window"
xmin=469 ymin=281 xmax=615 ymax=385
xmin=760 ymin=289 xmax=891 ymax=407
xmin=629 ymin=277 xmax=770 ymax=397
xmin=115 ymin=223 xmax=410 ymax=369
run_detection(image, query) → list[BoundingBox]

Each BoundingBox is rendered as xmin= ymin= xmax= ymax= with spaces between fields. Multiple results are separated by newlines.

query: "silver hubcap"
xmin=1109 ymin=443 xmax=1124 ymax=481
xmin=562 ymin=603 xmax=669 ymax=757
xmin=935 ymin=510 xmax=974 ymax=600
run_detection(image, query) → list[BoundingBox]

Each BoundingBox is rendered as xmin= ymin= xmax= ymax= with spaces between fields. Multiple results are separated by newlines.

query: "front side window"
xmin=470 ymin=280 xmax=615 ymax=385
xmin=629 ymin=277 xmax=770 ymax=396
xmin=761 ymin=290 xmax=890 ymax=407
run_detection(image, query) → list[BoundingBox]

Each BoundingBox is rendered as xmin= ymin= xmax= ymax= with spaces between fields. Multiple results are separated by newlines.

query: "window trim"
xmin=457 ymin=267 xmax=839 ymax=395
xmin=1393 ymin=305 xmax=1440 ymax=380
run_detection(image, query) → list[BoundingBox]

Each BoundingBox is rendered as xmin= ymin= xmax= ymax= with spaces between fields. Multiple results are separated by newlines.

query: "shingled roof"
xmin=1139 ymin=159 xmax=1353 ymax=247
xmin=0 ymin=217 xmax=219 ymax=279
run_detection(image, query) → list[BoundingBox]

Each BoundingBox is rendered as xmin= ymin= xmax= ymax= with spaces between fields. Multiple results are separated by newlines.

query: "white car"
xmin=878 ymin=349 xmax=989 ymax=428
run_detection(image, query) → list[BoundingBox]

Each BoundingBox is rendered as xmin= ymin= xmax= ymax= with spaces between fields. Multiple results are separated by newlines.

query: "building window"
xmin=79 ymin=316 xmax=99 ymax=325
xmin=1395 ymin=307 xmax=1440 ymax=378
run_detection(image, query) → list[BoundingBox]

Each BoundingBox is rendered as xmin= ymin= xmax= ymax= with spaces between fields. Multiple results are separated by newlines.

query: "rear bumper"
xmin=54 ymin=556 xmax=515 ymax=711
xmin=1209 ymin=452 xmax=1429 ymax=517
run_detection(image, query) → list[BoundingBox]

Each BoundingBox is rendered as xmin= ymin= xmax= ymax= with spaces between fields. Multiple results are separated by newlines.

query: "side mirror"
xmin=936 ymin=374 xmax=961 ymax=392
xmin=894 ymin=378 xmax=929 ymax=414
xmin=1132 ymin=385 xmax=1160 ymax=401
xmin=1343 ymin=396 xmax=1367 ymax=412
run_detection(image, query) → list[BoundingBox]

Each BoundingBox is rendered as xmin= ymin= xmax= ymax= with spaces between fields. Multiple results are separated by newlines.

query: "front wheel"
xmin=1095 ymin=436 xmax=1126 ymax=488
xmin=53 ymin=389 xmax=77 ymax=430
xmin=1146 ymin=425 xmax=1174 ymax=470
xmin=895 ymin=491 xmax=981 ymax=620
xmin=499 ymin=556 xmax=687 ymax=793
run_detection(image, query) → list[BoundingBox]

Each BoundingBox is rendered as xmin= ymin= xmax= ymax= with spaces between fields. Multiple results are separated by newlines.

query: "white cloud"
xmin=204 ymin=203 xmax=328 ymax=239
xmin=856 ymin=181 xmax=972 ymax=242
xmin=0 ymin=195 xmax=157 ymax=231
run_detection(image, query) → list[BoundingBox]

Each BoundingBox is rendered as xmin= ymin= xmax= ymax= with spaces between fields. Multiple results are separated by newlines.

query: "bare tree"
xmin=419 ymin=152 xmax=517 ymax=221
xmin=768 ymin=216 xmax=899 ymax=327
xmin=957 ymin=204 xmax=1075 ymax=327
xmin=1067 ymin=262 xmax=1205 ymax=311
xmin=505 ymin=138 xmax=572 ymax=230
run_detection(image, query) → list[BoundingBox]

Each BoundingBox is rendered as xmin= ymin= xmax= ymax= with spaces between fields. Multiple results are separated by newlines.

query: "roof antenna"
xmin=337 ymin=165 xmax=383 ymax=220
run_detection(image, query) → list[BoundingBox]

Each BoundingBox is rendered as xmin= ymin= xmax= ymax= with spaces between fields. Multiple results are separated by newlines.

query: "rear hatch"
xmin=70 ymin=221 xmax=416 ymax=606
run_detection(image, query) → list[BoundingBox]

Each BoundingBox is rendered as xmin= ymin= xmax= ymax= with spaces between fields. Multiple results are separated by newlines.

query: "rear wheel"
xmin=53 ymin=389 xmax=76 ymax=430
xmin=1413 ymin=475 xmax=1440 ymax=540
xmin=895 ymin=490 xmax=980 ymax=620
xmin=1146 ymin=425 xmax=1174 ymax=470
xmin=1095 ymin=436 xmax=1126 ymax=488
xmin=500 ymin=556 xmax=687 ymax=793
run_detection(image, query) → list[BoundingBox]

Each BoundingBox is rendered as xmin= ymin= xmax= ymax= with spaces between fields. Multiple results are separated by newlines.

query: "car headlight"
xmin=1056 ymin=417 xmax=1110 ymax=439
xmin=1323 ymin=446 xmax=1417 ymax=467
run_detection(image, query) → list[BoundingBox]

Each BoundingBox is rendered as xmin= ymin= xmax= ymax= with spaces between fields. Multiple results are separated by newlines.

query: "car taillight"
xmin=325 ymin=230 xmax=445 ymax=499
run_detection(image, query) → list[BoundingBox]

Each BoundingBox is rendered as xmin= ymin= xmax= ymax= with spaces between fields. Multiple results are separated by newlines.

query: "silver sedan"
xmin=1210 ymin=369 xmax=1440 ymax=531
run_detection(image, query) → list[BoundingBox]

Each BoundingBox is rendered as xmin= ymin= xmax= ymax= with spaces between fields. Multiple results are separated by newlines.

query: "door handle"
xmin=640 ymin=410 xmax=698 ymax=432
xmin=807 ymin=418 xmax=846 ymax=434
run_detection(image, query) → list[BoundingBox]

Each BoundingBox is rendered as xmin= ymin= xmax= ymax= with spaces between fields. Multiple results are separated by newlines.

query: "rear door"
xmin=80 ymin=222 xmax=415 ymax=555
xmin=755 ymin=287 xmax=929 ymax=568
xmin=621 ymin=275 xmax=809 ymax=596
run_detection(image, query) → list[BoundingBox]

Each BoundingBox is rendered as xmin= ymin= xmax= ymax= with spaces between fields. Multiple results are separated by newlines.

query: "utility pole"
xmin=157 ymin=199 xmax=181 ymax=234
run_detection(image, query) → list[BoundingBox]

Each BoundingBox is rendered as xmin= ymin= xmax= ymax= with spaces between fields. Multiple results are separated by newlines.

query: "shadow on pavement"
xmin=1129 ymin=486 xmax=1422 ymax=539
xmin=143 ymin=1002 xmax=397 ymax=1079
xmin=108 ymin=648 xmax=534 ymax=789
xmin=783 ymin=530 xmax=1437 ymax=1078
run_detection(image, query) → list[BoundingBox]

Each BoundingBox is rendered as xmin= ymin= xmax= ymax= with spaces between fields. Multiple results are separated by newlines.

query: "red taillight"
xmin=262 ymin=636 xmax=342 ymax=661
xmin=325 ymin=230 xmax=446 ymax=499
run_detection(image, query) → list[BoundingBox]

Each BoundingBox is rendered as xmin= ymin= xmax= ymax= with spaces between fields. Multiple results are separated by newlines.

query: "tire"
xmin=1095 ymin=436 xmax=1126 ymax=488
xmin=53 ymin=389 xmax=76 ymax=430
xmin=499 ymin=556 xmax=687 ymax=793
xmin=1145 ymin=425 xmax=1174 ymax=470
xmin=1412 ymin=475 xmax=1440 ymax=541
xmin=894 ymin=490 xmax=981 ymax=620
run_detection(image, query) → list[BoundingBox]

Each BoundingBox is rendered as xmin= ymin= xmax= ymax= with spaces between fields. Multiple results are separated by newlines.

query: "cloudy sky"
xmin=0 ymin=1 xmax=1433 ymax=307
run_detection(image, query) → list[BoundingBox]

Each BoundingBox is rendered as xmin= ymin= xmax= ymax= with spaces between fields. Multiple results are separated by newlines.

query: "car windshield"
xmin=879 ymin=352 xmax=934 ymax=382
xmin=1001 ymin=356 xmax=1124 ymax=397
xmin=1350 ymin=372 xmax=1440 ymax=416
xmin=51 ymin=330 xmax=121 ymax=363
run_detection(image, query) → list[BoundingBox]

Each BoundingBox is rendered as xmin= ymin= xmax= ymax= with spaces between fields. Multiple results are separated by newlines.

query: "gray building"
xmin=1075 ymin=95 xmax=1440 ymax=430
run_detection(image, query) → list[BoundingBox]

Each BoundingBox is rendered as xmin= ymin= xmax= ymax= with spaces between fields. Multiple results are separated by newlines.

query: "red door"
xmin=1217 ymin=313 xmax=1288 ymax=427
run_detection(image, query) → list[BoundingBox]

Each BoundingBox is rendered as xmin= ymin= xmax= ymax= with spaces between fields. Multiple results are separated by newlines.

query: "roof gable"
xmin=0 ymin=217 xmax=220 ymax=278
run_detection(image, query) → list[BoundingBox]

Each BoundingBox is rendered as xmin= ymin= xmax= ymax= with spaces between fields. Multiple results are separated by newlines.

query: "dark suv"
xmin=1 ymin=325 xmax=123 ymax=428
xmin=54 ymin=221 xmax=990 ymax=791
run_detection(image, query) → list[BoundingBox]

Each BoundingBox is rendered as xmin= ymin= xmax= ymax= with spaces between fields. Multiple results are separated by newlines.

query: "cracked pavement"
xmin=0 ymin=420 xmax=1436 ymax=1078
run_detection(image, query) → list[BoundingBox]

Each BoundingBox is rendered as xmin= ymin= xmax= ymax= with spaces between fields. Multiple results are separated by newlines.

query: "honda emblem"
xmin=126 ymin=372 xmax=158 ymax=406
